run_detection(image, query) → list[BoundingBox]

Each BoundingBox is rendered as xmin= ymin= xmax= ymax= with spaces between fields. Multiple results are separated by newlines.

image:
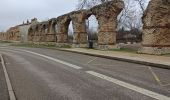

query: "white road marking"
xmin=148 ymin=67 xmax=162 ymax=86
xmin=86 ymin=71 xmax=170 ymax=100
xmin=0 ymin=54 xmax=16 ymax=100
xmin=87 ymin=57 xmax=98 ymax=64
xmin=16 ymin=49 xmax=82 ymax=69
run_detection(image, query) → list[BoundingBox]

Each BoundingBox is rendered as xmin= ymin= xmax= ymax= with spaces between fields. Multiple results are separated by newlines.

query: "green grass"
xmin=111 ymin=48 xmax=138 ymax=53
xmin=164 ymin=53 xmax=170 ymax=57
xmin=10 ymin=43 xmax=71 ymax=49
xmin=0 ymin=41 xmax=12 ymax=43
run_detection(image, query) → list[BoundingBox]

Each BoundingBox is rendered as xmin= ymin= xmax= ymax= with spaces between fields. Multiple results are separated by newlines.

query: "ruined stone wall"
xmin=140 ymin=0 xmax=170 ymax=54
xmin=0 ymin=32 xmax=7 ymax=41
xmin=47 ymin=19 xmax=56 ymax=42
xmin=6 ymin=26 xmax=20 ymax=42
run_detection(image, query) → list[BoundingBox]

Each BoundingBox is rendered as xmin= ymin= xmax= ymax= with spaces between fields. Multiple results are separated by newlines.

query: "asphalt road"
xmin=0 ymin=47 xmax=170 ymax=100
xmin=0 ymin=58 xmax=9 ymax=100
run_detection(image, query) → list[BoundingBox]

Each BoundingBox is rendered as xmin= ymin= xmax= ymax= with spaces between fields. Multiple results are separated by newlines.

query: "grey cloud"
xmin=0 ymin=0 xmax=78 ymax=31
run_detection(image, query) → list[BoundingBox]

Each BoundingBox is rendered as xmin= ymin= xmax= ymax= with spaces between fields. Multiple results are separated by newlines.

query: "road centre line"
xmin=16 ymin=49 xmax=82 ymax=69
xmin=86 ymin=71 xmax=170 ymax=100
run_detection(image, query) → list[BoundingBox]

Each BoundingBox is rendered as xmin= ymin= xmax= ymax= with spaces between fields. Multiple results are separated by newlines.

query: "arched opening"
xmin=41 ymin=24 xmax=47 ymax=42
xmin=35 ymin=25 xmax=39 ymax=42
xmin=28 ymin=28 xmax=33 ymax=41
xmin=51 ymin=22 xmax=57 ymax=34
xmin=116 ymin=0 xmax=150 ymax=51
xmin=54 ymin=24 xmax=58 ymax=42
xmin=51 ymin=22 xmax=57 ymax=42
xmin=42 ymin=25 xmax=47 ymax=33
xmin=86 ymin=15 xmax=99 ymax=48
xmin=48 ymin=20 xmax=57 ymax=42
xmin=68 ymin=21 xmax=74 ymax=43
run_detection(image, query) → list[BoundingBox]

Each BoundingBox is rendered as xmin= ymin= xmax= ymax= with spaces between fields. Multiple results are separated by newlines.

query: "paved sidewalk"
xmin=0 ymin=59 xmax=9 ymax=100
xmin=59 ymin=48 xmax=170 ymax=69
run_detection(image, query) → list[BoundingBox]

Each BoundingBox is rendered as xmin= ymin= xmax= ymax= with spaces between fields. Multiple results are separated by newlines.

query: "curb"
xmin=55 ymin=49 xmax=170 ymax=70
xmin=0 ymin=54 xmax=16 ymax=100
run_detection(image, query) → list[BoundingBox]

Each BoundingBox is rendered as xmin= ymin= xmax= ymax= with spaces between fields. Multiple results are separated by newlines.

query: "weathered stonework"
xmin=56 ymin=14 xmax=71 ymax=43
xmin=0 ymin=32 xmax=7 ymax=41
xmin=28 ymin=18 xmax=39 ymax=42
xmin=47 ymin=18 xmax=57 ymax=42
xmin=70 ymin=10 xmax=89 ymax=47
xmin=90 ymin=0 xmax=124 ymax=49
xmin=6 ymin=26 xmax=20 ymax=42
xmin=139 ymin=0 xmax=170 ymax=54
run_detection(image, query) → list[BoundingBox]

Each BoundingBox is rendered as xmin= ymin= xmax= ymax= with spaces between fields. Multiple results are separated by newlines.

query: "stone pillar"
xmin=139 ymin=0 xmax=170 ymax=54
xmin=56 ymin=15 xmax=70 ymax=45
xmin=91 ymin=0 xmax=124 ymax=50
xmin=48 ymin=20 xmax=56 ymax=42
xmin=41 ymin=26 xmax=46 ymax=42
xmin=70 ymin=11 xmax=88 ymax=47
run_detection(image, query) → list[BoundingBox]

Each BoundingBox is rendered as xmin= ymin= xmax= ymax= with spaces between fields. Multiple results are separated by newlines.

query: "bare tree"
xmin=77 ymin=0 xmax=111 ymax=10
xmin=135 ymin=0 xmax=145 ymax=12
xmin=77 ymin=0 xmax=149 ymax=30
xmin=118 ymin=0 xmax=138 ymax=30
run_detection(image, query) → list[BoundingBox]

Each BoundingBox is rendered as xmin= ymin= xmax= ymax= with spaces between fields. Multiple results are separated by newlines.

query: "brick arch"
xmin=89 ymin=0 xmax=124 ymax=49
xmin=69 ymin=10 xmax=90 ymax=47
xmin=40 ymin=22 xmax=48 ymax=42
xmin=56 ymin=14 xmax=72 ymax=43
xmin=48 ymin=19 xmax=57 ymax=42
xmin=33 ymin=24 xmax=40 ymax=42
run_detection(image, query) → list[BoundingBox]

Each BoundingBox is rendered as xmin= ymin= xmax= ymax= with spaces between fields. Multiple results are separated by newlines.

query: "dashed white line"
xmin=0 ymin=54 xmax=16 ymax=100
xmin=17 ymin=49 xmax=82 ymax=69
xmin=86 ymin=71 xmax=170 ymax=100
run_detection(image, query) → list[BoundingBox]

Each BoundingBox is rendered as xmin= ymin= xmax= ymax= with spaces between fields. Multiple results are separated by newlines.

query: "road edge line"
xmin=0 ymin=54 xmax=16 ymax=100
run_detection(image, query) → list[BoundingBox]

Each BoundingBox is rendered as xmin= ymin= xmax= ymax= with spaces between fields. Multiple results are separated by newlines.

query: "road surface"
xmin=0 ymin=47 xmax=170 ymax=100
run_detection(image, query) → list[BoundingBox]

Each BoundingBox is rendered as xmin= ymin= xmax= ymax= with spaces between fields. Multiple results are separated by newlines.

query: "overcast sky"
xmin=0 ymin=0 xmax=78 ymax=31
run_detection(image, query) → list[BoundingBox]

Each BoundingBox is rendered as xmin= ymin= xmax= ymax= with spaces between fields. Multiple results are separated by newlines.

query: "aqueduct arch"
xmin=34 ymin=25 xmax=40 ymax=42
xmin=48 ymin=18 xmax=57 ymax=42
xmin=140 ymin=0 xmax=170 ymax=54
xmin=28 ymin=27 xmax=34 ymax=42
xmin=56 ymin=14 xmax=72 ymax=43
xmin=69 ymin=10 xmax=90 ymax=47
xmin=40 ymin=22 xmax=48 ymax=42
xmin=89 ymin=0 xmax=124 ymax=49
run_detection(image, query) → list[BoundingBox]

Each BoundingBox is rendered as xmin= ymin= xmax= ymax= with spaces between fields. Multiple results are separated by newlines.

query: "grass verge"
xmin=111 ymin=48 xmax=138 ymax=53
xmin=10 ymin=43 xmax=71 ymax=49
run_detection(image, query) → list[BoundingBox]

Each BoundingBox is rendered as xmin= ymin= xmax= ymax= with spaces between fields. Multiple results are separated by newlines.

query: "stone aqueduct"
xmin=28 ymin=0 xmax=124 ymax=49
xmin=0 ymin=0 xmax=170 ymax=54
